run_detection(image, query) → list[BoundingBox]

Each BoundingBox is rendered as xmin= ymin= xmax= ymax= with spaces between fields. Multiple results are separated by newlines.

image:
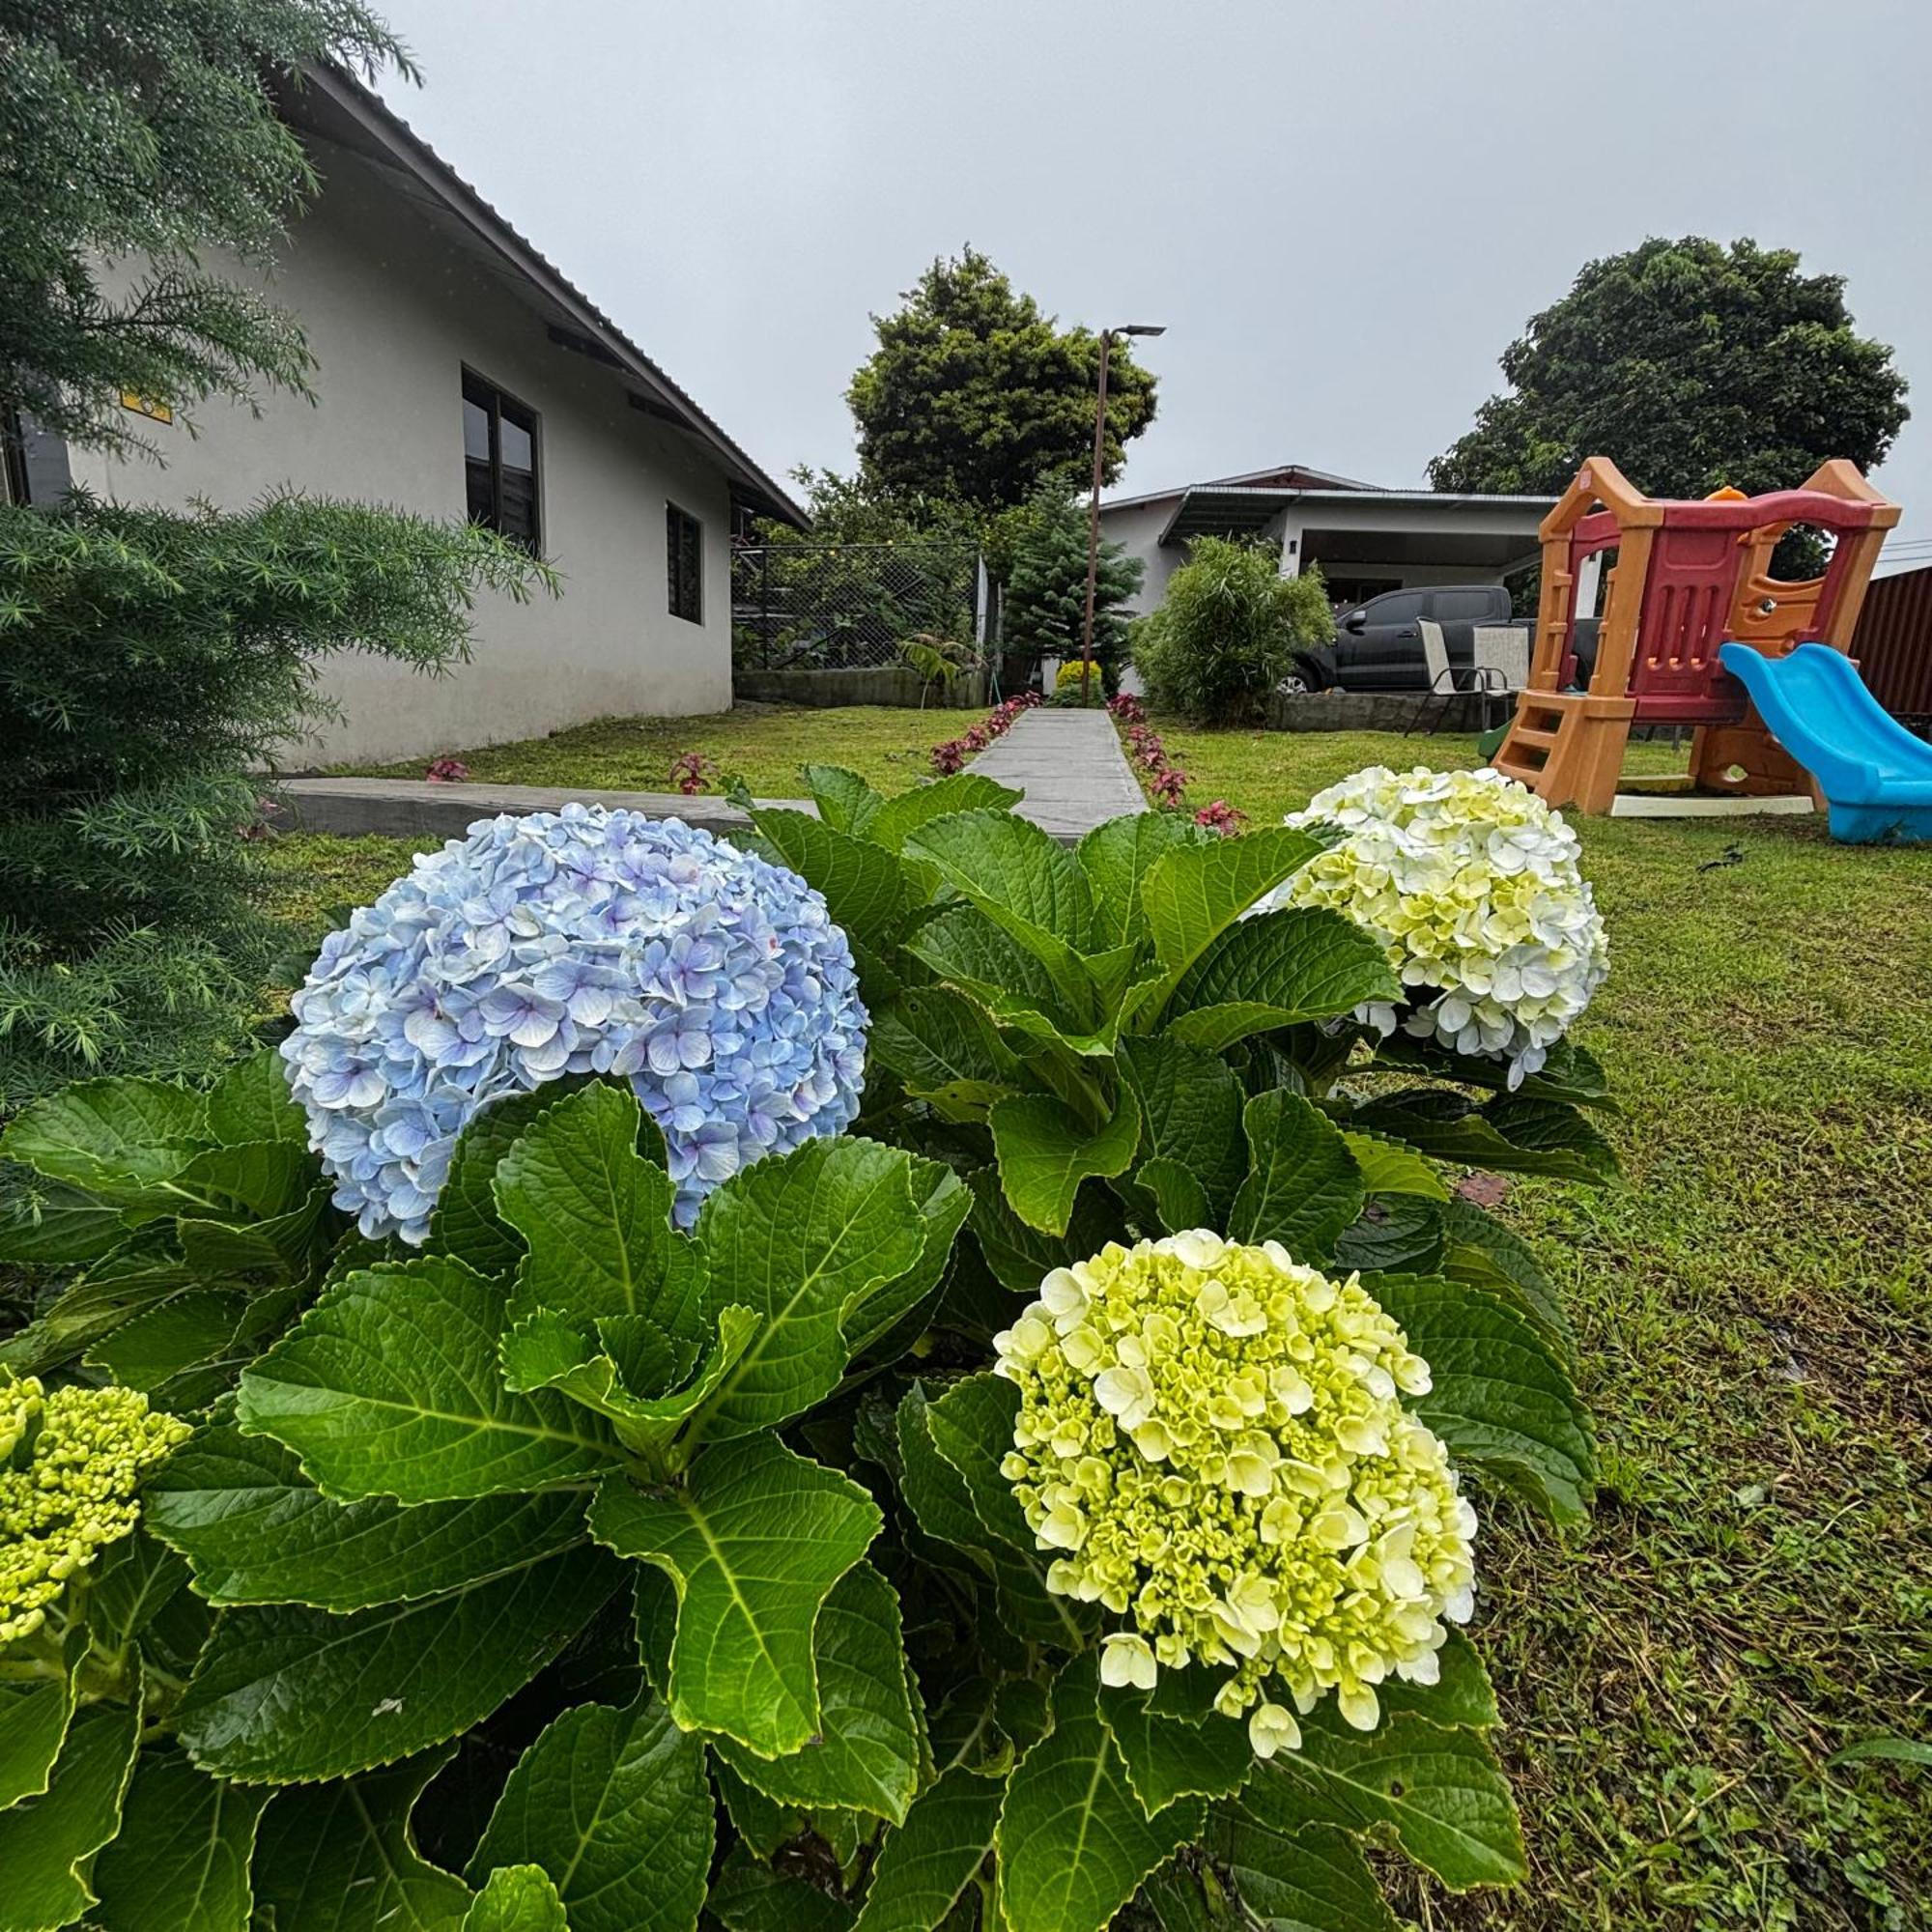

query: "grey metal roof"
xmin=1156 ymin=484 xmax=1556 ymax=546
xmin=1101 ymin=461 xmax=1380 ymax=514
xmin=288 ymin=65 xmax=807 ymax=527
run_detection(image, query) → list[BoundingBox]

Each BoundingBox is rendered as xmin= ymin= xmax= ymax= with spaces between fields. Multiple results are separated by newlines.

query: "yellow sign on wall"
xmin=120 ymin=392 xmax=174 ymax=424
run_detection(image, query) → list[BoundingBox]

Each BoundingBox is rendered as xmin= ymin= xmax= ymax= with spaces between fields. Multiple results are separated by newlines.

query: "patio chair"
xmin=1408 ymin=619 xmax=1485 ymax=735
xmin=1471 ymin=624 xmax=1529 ymax=732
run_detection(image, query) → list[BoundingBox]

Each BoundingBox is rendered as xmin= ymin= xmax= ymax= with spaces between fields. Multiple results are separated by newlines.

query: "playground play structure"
xmin=1492 ymin=456 xmax=1932 ymax=838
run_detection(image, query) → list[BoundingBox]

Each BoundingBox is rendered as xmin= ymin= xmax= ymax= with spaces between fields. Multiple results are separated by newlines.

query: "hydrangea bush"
xmin=282 ymin=805 xmax=867 ymax=1239
xmin=1270 ymin=765 xmax=1609 ymax=1086
xmin=0 ymin=762 xmax=1608 ymax=1932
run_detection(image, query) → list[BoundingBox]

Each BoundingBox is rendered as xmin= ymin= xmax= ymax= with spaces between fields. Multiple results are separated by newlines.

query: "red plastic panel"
xmin=1630 ymin=526 xmax=1746 ymax=723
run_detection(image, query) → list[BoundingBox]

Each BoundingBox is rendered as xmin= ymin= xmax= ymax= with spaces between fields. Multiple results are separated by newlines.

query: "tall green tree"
xmin=847 ymin=248 xmax=1158 ymax=514
xmin=1430 ymin=237 xmax=1909 ymax=500
xmin=1000 ymin=488 xmax=1143 ymax=688
xmin=0 ymin=0 xmax=550 ymax=1100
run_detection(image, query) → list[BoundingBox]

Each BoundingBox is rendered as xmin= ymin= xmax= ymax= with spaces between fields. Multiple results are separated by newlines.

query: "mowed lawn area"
xmin=266 ymin=705 xmax=1932 ymax=1931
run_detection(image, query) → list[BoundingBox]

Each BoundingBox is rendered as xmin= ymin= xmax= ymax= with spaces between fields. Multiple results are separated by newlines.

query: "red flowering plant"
xmin=424 ymin=755 xmax=469 ymax=783
xmin=668 ymin=750 xmax=717 ymax=796
xmin=1194 ymin=798 xmax=1246 ymax=835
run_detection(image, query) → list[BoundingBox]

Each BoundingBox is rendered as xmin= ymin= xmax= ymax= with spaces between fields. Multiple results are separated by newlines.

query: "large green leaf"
xmin=0 ymin=1235 xmax=205 ymax=1375
xmin=0 ymin=1077 xmax=206 ymax=1201
xmin=1096 ymin=1685 xmax=1254 ymax=1817
xmin=1117 ymin=1035 xmax=1247 ymax=1216
xmin=1163 ymin=908 xmax=1398 ymax=1051
xmin=691 ymin=1137 xmax=923 ymax=1437
xmin=1226 ymin=1092 xmax=1365 ymax=1261
xmin=802 ymin=763 xmax=886 ymax=837
xmin=852 ymin=1764 xmax=1003 ymax=1931
xmin=84 ymin=1290 xmax=242 ymax=1394
xmin=1138 ymin=828 xmax=1330 ymax=1008
xmin=1350 ymin=1092 xmax=1614 ymax=1186
xmin=146 ymin=1424 xmax=588 ymax=1609
xmin=249 ymin=1747 xmax=471 ymax=1932
xmin=466 ymin=1692 xmax=713 ymax=1932
xmin=494 ymin=1083 xmax=700 ymax=1332
xmin=464 ymin=1866 xmax=569 ymax=1932
xmin=1436 ymin=1198 xmax=1573 ymax=1358
xmin=965 ymin=1169 xmax=1122 ymax=1298
xmin=867 ymin=773 xmax=1023 ymax=852
xmin=714 ymin=1559 xmax=923 ymax=1823
xmin=204 ymin=1051 xmax=309 ymax=1147
xmin=0 ymin=1625 xmax=85 ymax=1809
xmin=996 ymin=1655 xmax=1205 ymax=1932
xmin=176 ymin=1182 xmax=331 ymax=1281
xmin=904 ymin=810 xmax=1102 ymax=956
xmin=1209 ymin=1771 xmax=1396 ymax=1932
xmin=89 ymin=1750 xmax=272 ymax=1932
xmin=1368 ymin=1273 xmax=1596 ymax=1524
xmin=0 ymin=1177 xmax=129 ymax=1265
xmin=0 ymin=1703 xmax=140 ymax=1932
xmin=176 ymin=1546 xmax=619 ymax=1782
xmin=708 ymin=1846 xmax=856 ymax=1932
xmin=236 ymin=1255 xmax=624 ymax=1502
xmin=988 ymin=1094 xmax=1138 ymax=1236
xmin=1076 ymin=811 xmax=1209 ymax=948
xmin=1332 ymin=1195 xmax=1445 ymax=1277
xmin=587 ymin=1436 xmax=881 ymax=1757
xmin=1262 ymin=1707 xmax=1526 ymax=1889
xmin=746 ymin=808 xmax=915 ymax=947
xmin=895 ymin=1384 xmax=1091 ymax=1651
xmin=1340 ymin=1130 xmax=1450 ymax=1200
xmin=870 ymin=987 xmax=1023 ymax=1113
xmin=1376 ymin=1033 xmax=1614 ymax=1109
xmin=427 ymin=1084 xmax=587 ymax=1276
xmin=839 ymin=1157 xmax=973 ymax=1363
xmin=923 ymin=1373 xmax=1046 ymax=1565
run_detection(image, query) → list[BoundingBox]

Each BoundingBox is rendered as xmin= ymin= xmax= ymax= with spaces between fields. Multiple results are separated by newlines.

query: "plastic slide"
xmin=1719 ymin=642 xmax=1932 ymax=842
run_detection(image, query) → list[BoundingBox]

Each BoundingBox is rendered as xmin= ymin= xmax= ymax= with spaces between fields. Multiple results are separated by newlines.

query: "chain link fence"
xmin=731 ymin=540 xmax=981 ymax=674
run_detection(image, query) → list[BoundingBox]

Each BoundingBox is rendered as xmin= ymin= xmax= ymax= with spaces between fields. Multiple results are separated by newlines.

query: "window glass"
xmin=1366 ymin=591 xmax=1422 ymax=626
xmin=460 ymin=372 xmax=540 ymax=550
xmin=462 ymin=397 xmax=491 ymax=464
xmin=667 ymin=503 xmax=702 ymax=623
xmin=1432 ymin=588 xmax=1494 ymax=620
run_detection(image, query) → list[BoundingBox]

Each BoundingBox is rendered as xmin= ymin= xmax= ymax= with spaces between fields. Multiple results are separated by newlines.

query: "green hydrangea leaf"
xmin=802 ymin=764 xmax=886 ymax=837
xmin=426 ymin=1082 xmax=593 ymax=1276
xmin=1077 ymin=811 xmax=1210 ymax=948
xmin=236 ymin=1255 xmax=626 ymax=1502
xmin=1352 ymin=1092 xmax=1614 ymax=1186
xmin=494 ymin=1083 xmax=702 ymax=1335
xmin=1134 ymin=1157 xmax=1211 ymax=1236
xmin=163 ymin=1141 xmax=313 ymax=1223
xmin=708 ymin=1845 xmax=856 ymax=1932
xmin=1376 ymin=1033 xmax=1614 ymax=1109
xmin=176 ymin=1183 xmax=331 ymax=1280
xmin=1340 ymin=1131 xmax=1451 ymax=1201
xmin=867 ymin=773 xmax=1023 ymax=852
xmin=965 ymin=1169 xmax=1123 ymax=1298
xmin=88 ymin=1749 xmax=272 ymax=1932
xmin=713 ymin=1559 xmax=923 ymax=1823
xmin=1436 ymin=1199 xmax=1574 ymax=1360
xmin=905 ymin=810 xmax=1101 ymax=953
xmin=923 ymin=1373 xmax=1040 ymax=1559
xmin=0 ymin=1702 xmax=141 ymax=1932
xmin=906 ymin=903 xmax=1084 ymax=1033
xmin=0 ymin=1236 xmax=204 ymax=1375
xmin=0 ymin=1077 xmax=208 ymax=1203
xmin=996 ymin=1654 xmax=1205 ymax=1932
xmin=587 ymin=1436 xmax=881 ymax=1757
xmin=1162 ymin=907 xmax=1399 ymax=1051
xmin=204 ymin=1051 xmax=309 ymax=1148
xmin=146 ymin=1423 xmax=588 ymax=1610
xmin=870 ymin=987 xmax=1023 ymax=1111
xmin=0 ymin=1178 xmax=129 ymax=1266
xmin=83 ymin=1291 xmax=241 ymax=1393
xmin=1481 ymin=1094 xmax=1619 ymax=1180
xmin=852 ymin=1763 xmax=1004 ymax=1931
xmin=1096 ymin=1685 xmax=1255 ymax=1817
xmin=463 ymin=1865 xmax=569 ymax=1932
xmin=1117 ymin=1036 xmax=1247 ymax=1215
xmin=1135 ymin=1861 xmax=1220 ymax=1932
xmin=466 ymin=1692 xmax=713 ymax=1932
xmin=250 ymin=1747 xmax=471 ymax=1931
xmin=1375 ymin=1629 xmax=1498 ymax=1730
xmin=710 ymin=1753 xmax=804 ymax=1859
xmin=690 ymin=1137 xmax=924 ymax=1438
xmin=1227 ymin=1092 xmax=1365 ymax=1261
xmin=1208 ymin=1771 xmax=1396 ymax=1932
xmin=744 ymin=808 xmax=915 ymax=947
xmin=1138 ymin=827 xmax=1331 ymax=1008
xmin=0 ymin=1626 xmax=85 ymax=1809
xmin=1257 ymin=1705 xmax=1527 ymax=1890
xmin=1366 ymin=1273 xmax=1596 ymax=1525
xmin=177 ymin=1545 xmax=620 ymax=1783
xmin=87 ymin=1530 xmax=190 ymax=1651
xmin=988 ymin=1094 xmax=1138 ymax=1236
xmin=840 ymin=1157 xmax=972 ymax=1363
xmin=1332 ymin=1196 xmax=1445 ymax=1276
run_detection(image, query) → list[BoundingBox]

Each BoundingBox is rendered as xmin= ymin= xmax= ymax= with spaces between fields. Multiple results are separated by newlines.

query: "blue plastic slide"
xmin=1718 ymin=641 xmax=1932 ymax=843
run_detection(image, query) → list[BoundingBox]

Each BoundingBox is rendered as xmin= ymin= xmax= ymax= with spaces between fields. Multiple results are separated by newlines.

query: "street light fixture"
xmin=1081 ymin=324 xmax=1166 ymax=701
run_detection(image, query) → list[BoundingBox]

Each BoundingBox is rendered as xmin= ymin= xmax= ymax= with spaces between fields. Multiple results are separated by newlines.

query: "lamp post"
xmin=1081 ymin=323 xmax=1165 ymax=700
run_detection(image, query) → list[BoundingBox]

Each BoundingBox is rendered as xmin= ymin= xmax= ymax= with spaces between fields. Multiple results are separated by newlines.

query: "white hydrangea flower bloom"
xmin=1267 ymin=766 xmax=1609 ymax=1087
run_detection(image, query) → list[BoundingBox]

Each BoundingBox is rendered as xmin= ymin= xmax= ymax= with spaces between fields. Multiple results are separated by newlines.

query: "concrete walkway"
xmin=968 ymin=708 xmax=1146 ymax=840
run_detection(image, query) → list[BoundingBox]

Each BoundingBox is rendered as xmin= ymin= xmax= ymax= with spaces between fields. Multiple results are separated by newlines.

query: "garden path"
xmin=967 ymin=708 xmax=1145 ymax=840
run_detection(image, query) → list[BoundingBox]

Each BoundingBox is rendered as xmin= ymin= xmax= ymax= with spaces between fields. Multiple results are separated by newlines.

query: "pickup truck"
xmin=1290 ymin=583 xmax=1566 ymax=694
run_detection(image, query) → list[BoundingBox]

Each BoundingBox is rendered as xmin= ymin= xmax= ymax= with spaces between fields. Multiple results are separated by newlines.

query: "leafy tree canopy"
xmin=1429 ymin=237 xmax=1909 ymax=500
xmin=0 ymin=0 xmax=411 ymax=453
xmin=848 ymin=247 xmax=1158 ymax=514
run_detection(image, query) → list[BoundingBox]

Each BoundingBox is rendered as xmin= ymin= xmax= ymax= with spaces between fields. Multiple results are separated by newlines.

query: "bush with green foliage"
xmin=1005 ymin=491 xmax=1143 ymax=696
xmin=0 ymin=768 xmax=1611 ymax=1930
xmin=1132 ymin=541 xmax=1335 ymax=724
xmin=0 ymin=495 xmax=548 ymax=1105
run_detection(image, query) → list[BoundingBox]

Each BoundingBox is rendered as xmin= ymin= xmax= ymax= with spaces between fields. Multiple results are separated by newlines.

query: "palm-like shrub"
xmin=0 ymin=772 xmax=1611 ymax=1930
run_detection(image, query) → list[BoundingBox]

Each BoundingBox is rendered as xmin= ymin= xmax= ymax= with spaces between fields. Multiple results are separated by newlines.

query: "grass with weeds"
xmin=265 ymin=712 xmax=1932 ymax=1930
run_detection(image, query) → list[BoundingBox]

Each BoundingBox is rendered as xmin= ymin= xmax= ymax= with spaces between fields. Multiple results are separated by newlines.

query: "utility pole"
xmin=1081 ymin=323 xmax=1164 ymax=700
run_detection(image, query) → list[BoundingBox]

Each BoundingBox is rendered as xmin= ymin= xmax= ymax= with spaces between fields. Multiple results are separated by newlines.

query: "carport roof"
xmin=1157 ymin=485 xmax=1556 ymax=546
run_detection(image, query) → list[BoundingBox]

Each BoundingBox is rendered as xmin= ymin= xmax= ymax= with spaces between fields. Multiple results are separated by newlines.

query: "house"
xmin=1100 ymin=464 xmax=1554 ymax=616
xmin=28 ymin=64 xmax=805 ymax=767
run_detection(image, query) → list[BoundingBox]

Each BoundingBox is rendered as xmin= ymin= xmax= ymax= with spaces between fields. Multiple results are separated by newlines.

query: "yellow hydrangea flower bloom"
xmin=994 ymin=1232 xmax=1477 ymax=1753
xmin=0 ymin=1374 xmax=191 ymax=1647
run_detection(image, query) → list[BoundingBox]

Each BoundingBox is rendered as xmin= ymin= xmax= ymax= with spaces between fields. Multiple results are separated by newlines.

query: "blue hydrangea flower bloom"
xmin=281 ymin=807 xmax=868 ymax=1242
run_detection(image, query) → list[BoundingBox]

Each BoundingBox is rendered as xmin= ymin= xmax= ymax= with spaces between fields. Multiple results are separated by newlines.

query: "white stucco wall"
xmin=1098 ymin=497 xmax=1188 ymax=618
xmin=69 ymin=138 xmax=739 ymax=767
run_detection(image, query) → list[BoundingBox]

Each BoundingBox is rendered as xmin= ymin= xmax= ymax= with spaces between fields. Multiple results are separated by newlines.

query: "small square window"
xmin=667 ymin=503 xmax=703 ymax=624
xmin=461 ymin=370 xmax=541 ymax=550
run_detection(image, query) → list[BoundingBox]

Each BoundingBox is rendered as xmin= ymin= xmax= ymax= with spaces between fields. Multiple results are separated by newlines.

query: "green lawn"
xmin=265 ymin=708 xmax=1932 ymax=1931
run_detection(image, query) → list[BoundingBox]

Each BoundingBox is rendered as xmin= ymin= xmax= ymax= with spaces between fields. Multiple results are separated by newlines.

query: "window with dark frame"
xmin=462 ymin=370 xmax=540 ymax=550
xmin=667 ymin=502 xmax=702 ymax=624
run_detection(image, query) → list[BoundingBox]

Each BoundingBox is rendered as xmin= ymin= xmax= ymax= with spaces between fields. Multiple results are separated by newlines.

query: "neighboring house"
xmin=23 ymin=64 xmax=804 ymax=767
xmin=1100 ymin=463 xmax=1554 ymax=616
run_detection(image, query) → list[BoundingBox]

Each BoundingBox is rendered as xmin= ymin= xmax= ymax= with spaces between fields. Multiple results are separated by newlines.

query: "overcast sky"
xmin=374 ymin=0 xmax=1932 ymax=563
